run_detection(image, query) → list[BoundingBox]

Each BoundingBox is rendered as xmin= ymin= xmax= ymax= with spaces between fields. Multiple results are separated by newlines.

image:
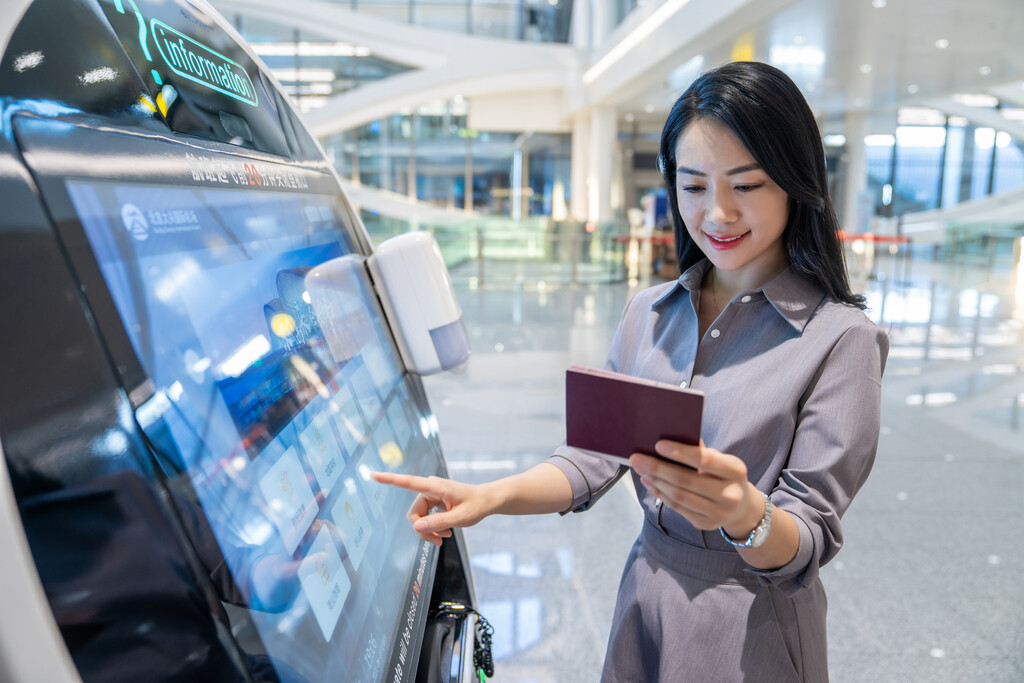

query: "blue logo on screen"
xmin=121 ymin=204 xmax=150 ymax=242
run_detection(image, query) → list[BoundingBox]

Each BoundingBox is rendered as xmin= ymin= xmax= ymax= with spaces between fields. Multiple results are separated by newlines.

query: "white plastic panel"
xmin=367 ymin=232 xmax=470 ymax=375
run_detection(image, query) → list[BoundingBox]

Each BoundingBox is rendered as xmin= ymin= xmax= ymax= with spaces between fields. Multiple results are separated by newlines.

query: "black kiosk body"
xmin=0 ymin=1 xmax=480 ymax=681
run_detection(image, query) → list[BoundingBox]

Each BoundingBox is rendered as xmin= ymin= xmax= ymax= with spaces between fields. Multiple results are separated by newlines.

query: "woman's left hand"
xmin=629 ymin=439 xmax=759 ymax=532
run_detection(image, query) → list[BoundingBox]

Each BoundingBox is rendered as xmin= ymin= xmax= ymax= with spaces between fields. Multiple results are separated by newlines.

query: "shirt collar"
xmin=649 ymin=259 xmax=709 ymax=308
xmin=761 ymin=266 xmax=826 ymax=333
xmin=651 ymin=259 xmax=825 ymax=333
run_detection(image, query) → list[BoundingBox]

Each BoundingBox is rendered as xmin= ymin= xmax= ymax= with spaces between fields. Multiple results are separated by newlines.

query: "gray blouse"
xmin=547 ymin=259 xmax=889 ymax=596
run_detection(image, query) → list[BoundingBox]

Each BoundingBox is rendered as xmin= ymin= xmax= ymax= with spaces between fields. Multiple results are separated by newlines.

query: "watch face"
xmin=750 ymin=497 xmax=772 ymax=547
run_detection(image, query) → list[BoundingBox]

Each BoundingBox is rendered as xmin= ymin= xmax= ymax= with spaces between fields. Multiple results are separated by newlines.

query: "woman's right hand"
xmin=370 ymin=472 xmax=496 ymax=546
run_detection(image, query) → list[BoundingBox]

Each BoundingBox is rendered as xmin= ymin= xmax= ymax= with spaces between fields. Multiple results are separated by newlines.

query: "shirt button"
xmin=679 ymin=380 xmax=687 ymax=388
xmin=655 ymin=498 xmax=663 ymax=507
xmin=741 ymin=295 xmax=751 ymax=303
xmin=710 ymin=329 xmax=721 ymax=338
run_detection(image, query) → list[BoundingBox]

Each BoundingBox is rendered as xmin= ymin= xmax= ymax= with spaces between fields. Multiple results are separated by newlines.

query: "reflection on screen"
xmin=66 ymin=180 xmax=442 ymax=682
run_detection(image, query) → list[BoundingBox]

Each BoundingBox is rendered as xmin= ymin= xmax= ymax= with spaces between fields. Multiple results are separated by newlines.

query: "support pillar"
xmin=351 ymin=130 xmax=360 ymax=184
xmin=407 ymin=113 xmax=417 ymax=200
xmin=570 ymin=111 xmax=590 ymax=222
xmin=464 ymin=133 xmax=473 ymax=213
xmin=841 ymin=111 xmax=869 ymax=233
xmin=380 ymin=119 xmax=392 ymax=193
xmin=588 ymin=106 xmax=616 ymax=223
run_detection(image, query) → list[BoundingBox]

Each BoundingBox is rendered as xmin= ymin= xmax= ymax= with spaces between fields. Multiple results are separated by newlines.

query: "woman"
xmin=374 ymin=61 xmax=888 ymax=682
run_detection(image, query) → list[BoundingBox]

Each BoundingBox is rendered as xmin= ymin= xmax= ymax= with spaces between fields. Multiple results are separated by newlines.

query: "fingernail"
xmin=655 ymin=441 xmax=671 ymax=456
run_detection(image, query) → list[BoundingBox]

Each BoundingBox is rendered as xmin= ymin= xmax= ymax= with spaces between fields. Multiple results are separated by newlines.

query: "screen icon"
xmin=297 ymin=526 xmax=350 ymax=641
xmin=258 ymin=447 xmax=318 ymax=554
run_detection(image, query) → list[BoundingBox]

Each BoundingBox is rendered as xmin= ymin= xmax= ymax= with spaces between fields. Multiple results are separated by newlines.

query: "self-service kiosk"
xmin=0 ymin=1 xmax=484 ymax=681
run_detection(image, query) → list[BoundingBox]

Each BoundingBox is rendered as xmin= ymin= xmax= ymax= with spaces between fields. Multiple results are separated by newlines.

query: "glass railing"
xmin=946 ymin=221 xmax=1024 ymax=269
xmin=840 ymin=220 xmax=1024 ymax=292
xmin=359 ymin=212 xmax=630 ymax=284
xmin=840 ymin=230 xmax=914 ymax=286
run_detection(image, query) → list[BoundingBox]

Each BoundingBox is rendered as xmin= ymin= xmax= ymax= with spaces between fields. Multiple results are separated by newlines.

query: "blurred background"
xmin=207 ymin=0 xmax=1024 ymax=679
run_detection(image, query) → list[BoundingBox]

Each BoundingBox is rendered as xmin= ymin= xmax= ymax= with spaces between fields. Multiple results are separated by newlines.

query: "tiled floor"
xmin=422 ymin=252 xmax=1024 ymax=682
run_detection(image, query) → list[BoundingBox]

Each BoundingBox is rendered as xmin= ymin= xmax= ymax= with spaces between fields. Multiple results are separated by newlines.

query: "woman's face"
xmin=674 ymin=117 xmax=790 ymax=287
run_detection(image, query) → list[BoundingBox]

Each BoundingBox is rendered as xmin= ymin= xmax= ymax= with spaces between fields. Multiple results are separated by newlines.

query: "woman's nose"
xmin=708 ymin=187 xmax=739 ymax=224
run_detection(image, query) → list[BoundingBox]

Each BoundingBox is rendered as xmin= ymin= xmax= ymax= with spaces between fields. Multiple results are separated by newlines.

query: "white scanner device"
xmin=305 ymin=232 xmax=469 ymax=375
xmin=367 ymin=232 xmax=469 ymax=374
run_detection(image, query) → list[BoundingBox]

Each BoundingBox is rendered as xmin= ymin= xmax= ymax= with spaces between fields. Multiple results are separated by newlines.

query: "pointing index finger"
xmin=370 ymin=471 xmax=444 ymax=497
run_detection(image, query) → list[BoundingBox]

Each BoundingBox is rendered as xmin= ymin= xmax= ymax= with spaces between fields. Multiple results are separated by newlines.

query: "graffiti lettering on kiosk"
xmin=151 ymin=20 xmax=258 ymax=106
xmin=184 ymin=152 xmax=310 ymax=189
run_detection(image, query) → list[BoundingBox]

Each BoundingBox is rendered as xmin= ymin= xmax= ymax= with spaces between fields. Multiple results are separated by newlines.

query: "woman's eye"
xmin=735 ymin=184 xmax=763 ymax=192
xmin=681 ymin=186 xmax=705 ymax=194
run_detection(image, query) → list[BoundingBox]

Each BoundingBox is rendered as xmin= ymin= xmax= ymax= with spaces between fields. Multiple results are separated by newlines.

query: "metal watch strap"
xmin=720 ymin=491 xmax=772 ymax=548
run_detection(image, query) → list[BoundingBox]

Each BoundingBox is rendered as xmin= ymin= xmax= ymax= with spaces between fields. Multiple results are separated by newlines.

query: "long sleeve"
xmin=747 ymin=321 xmax=889 ymax=595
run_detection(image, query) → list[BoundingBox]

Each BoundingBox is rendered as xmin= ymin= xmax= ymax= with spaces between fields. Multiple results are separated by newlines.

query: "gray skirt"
xmin=601 ymin=521 xmax=828 ymax=682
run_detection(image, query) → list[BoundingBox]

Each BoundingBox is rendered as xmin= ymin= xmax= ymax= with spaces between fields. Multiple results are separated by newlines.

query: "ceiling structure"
xmin=613 ymin=0 xmax=1024 ymax=135
xmin=199 ymin=0 xmax=1024 ymax=224
xmin=211 ymin=0 xmax=1024 ymax=140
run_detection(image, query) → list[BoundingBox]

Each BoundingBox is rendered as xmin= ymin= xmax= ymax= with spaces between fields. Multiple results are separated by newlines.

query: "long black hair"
xmin=658 ymin=61 xmax=866 ymax=308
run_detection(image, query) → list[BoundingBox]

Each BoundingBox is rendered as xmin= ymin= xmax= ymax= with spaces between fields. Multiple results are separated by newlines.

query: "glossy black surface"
xmin=0 ymin=0 xmax=324 ymax=160
xmin=0 ymin=118 xmax=150 ymax=497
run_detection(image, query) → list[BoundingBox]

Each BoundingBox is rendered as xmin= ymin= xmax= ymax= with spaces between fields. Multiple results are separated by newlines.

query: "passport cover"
xmin=565 ymin=365 xmax=704 ymax=465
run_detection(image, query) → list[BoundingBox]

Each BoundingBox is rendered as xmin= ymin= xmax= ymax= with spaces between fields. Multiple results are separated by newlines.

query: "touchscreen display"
xmin=65 ymin=179 xmax=440 ymax=682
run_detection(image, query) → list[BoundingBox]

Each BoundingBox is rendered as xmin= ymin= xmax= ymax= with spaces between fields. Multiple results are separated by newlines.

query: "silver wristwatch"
xmin=720 ymin=492 xmax=772 ymax=548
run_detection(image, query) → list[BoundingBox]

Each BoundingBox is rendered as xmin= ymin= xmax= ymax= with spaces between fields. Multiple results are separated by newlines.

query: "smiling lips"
xmin=704 ymin=230 xmax=751 ymax=250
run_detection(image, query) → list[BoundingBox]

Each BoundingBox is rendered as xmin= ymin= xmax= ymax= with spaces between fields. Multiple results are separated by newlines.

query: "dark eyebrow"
xmin=676 ymin=163 xmax=762 ymax=177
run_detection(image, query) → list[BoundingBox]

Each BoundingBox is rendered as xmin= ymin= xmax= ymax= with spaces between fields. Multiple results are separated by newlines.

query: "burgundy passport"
xmin=565 ymin=365 xmax=704 ymax=465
